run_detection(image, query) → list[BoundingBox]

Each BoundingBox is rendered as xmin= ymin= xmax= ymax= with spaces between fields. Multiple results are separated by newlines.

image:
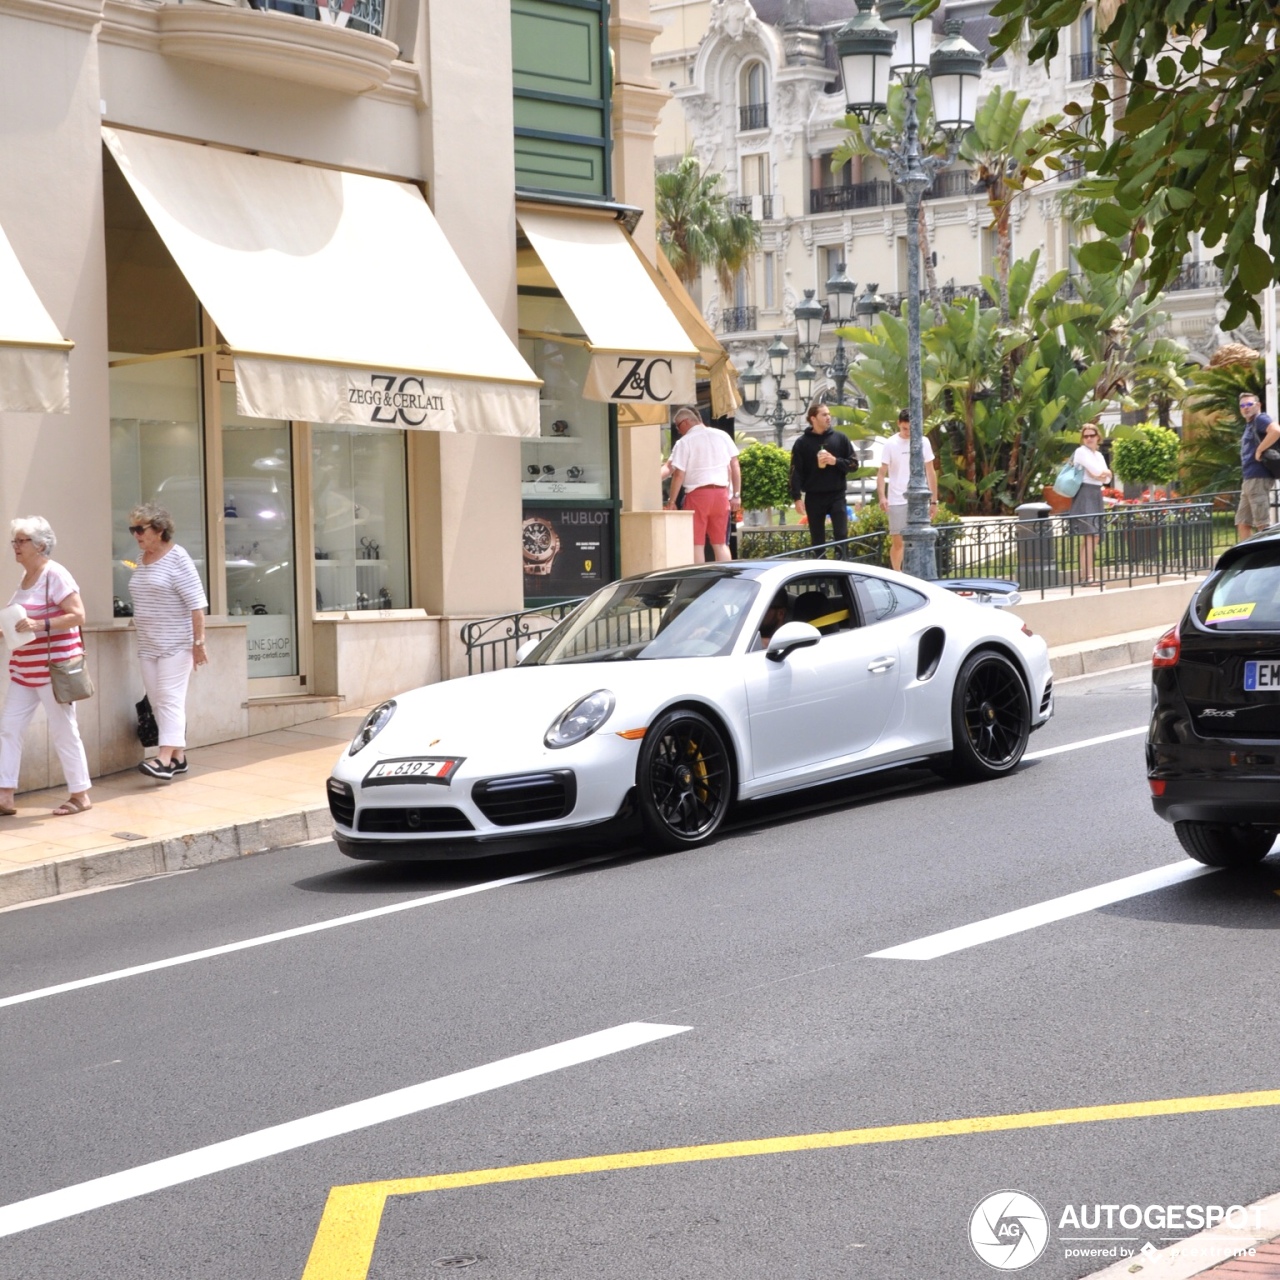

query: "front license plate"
xmin=1244 ymin=661 xmax=1280 ymax=691
xmin=364 ymin=757 xmax=464 ymax=786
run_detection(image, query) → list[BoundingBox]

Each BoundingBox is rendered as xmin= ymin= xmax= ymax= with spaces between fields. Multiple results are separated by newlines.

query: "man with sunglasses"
xmin=1237 ymin=393 xmax=1280 ymax=541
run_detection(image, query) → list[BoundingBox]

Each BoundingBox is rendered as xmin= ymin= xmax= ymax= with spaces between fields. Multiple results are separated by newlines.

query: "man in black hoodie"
xmin=789 ymin=401 xmax=856 ymax=554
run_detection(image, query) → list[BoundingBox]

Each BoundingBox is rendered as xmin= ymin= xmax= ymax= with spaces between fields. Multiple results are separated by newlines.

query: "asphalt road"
xmin=3 ymin=665 xmax=1280 ymax=1280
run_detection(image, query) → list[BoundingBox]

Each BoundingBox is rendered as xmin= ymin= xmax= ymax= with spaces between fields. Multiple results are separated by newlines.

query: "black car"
xmin=1148 ymin=528 xmax=1280 ymax=866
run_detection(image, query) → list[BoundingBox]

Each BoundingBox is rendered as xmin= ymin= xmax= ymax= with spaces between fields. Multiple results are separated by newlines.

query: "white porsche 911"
xmin=327 ymin=561 xmax=1053 ymax=860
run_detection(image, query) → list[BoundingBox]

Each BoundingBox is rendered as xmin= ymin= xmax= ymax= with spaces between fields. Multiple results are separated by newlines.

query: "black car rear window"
xmin=1195 ymin=547 xmax=1280 ymax=631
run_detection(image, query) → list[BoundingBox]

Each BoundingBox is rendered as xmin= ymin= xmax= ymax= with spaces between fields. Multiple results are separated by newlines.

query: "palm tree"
xmin=656 ymin=155 xmax=760 ymax=291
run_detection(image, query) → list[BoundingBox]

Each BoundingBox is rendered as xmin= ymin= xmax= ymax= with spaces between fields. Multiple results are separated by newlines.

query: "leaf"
xmin=1238 ymin=240 xmax=1275 ymax=293
xmin=1075 ymin=239 xmax=1125 ymax=272
xmin=1092 ymin=204 xmax=1134 ymax=237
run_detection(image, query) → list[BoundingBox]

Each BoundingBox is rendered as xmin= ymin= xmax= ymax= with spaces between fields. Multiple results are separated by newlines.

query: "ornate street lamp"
xmin=794 ymin=289 xmax=825 ymax=353
xmin=834 ymin=2 xmax=982 ymax=579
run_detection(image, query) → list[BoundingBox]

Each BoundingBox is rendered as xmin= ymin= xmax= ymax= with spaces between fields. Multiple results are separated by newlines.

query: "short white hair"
xmin=672 ymin=407 xmax=701 ymax=428
xmin=10 ymin=516 xmax=55 ymax=554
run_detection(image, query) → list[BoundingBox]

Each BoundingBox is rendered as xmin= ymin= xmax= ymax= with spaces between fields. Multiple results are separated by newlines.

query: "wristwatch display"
xmin=522 ymin=516 xmax=561 ymax=576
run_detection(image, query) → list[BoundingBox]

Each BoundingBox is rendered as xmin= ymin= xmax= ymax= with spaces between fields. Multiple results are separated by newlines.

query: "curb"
xmin=0 ymin=806 xmax=331 ymax=910
xmin=1049 ymin=626 xmax=1165 ymax=682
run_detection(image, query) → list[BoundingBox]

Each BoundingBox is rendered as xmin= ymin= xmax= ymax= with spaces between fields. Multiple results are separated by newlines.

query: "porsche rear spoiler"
xmin=936 ymin=578 xmax=1022 ymax=607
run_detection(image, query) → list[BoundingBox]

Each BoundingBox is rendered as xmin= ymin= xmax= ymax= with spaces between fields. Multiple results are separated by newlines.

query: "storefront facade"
xmin=0 ymin=0 xmax=729 ymax=791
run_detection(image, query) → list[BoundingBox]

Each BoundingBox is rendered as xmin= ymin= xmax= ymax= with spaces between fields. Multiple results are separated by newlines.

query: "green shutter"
xmin=511 ymin=0 xmax=610 ymax=199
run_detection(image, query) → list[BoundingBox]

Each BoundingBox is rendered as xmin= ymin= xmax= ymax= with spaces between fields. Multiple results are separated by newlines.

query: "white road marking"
xmin=868 ymin=860 xmax=1216 ymax=960
xmin=0 ymin=856 xmax=612 ymax=1012
xmin=1024 ymin=726 xmax=1147 ymax=760
xmin=0 ymin=1021 xmax=690 ymax=1239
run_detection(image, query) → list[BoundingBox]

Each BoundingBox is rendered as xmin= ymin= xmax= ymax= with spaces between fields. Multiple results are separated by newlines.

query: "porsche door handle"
xmin=867 ymin=656 xmax=896 ymax=674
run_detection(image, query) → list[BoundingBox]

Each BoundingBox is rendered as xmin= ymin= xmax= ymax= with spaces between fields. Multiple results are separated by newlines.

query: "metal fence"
xmin=248 ymin=0 xmax=384 ymax=36
xmin=460 ymin=493 xmax=1273 ymax=673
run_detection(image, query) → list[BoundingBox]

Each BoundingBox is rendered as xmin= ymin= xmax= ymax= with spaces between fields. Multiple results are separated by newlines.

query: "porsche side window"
xmin=784 ymin=576 xmax=857 ymax=636
xmin=855 ymin=576 xmax=927 ymax=624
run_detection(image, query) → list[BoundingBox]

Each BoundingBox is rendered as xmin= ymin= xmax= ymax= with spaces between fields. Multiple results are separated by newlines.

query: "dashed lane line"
xmin=1023 ymin=726 xmax=1147 ymax=761
xmin=0 ymin=1021 xmax=690 ymax=1240
xmin=867 ymin=859 xmax=1216 ymax=960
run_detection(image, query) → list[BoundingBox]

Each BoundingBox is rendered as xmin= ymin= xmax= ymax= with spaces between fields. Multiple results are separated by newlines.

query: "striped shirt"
xmin=129 ymin=544 xmax=208 ymax=659
xmin=6 ymin=562 xmax=85 ymax=689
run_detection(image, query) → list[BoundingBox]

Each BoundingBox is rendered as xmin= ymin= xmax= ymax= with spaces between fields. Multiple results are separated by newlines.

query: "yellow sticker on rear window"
xmin=1206 ymin=602 xmax=1256 ymax=621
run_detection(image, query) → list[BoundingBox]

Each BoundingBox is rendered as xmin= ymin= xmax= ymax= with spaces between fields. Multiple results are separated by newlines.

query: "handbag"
xmin=136 ymin=694 xmax=159 ymax=748
xmin=1053 ymin=460 xmax=1085 ymax=499
xmin=1259 ymin=445 xmax=1280 ymax=480
xmin=44 ymin=576 xmax=94 ymax=704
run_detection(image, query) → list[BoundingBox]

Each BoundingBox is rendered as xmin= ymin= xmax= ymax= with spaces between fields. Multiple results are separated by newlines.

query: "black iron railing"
xmin=729 ymin=195 xmax=774 ymax=220
xmin=248 ymin=0 xmax=385 ymax=35
xmin=461 ymin=600 xmax=581 ymax=676
xmin=721 ymin=306 xmax=758 ymax=333
xmin=1069 ymin=51 xmax=1100 ymax=81
xmin=739 ymin=103 xmax=769 ymax=131
xmin=1168 ymin=262 xmax=1224 ymax=292
xmin=809 ymin=169 xmax=974 ymax=215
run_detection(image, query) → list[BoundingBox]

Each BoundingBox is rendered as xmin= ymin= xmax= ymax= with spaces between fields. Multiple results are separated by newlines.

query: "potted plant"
xmin=737 ymin=442 xmax=793 ymax=526
xmin=1111 ymin=423 xmax=1180 ymax=561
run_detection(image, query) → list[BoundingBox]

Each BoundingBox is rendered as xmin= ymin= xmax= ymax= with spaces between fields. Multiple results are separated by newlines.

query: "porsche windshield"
xmin=530 ymin=575 xmax=760 ymax=663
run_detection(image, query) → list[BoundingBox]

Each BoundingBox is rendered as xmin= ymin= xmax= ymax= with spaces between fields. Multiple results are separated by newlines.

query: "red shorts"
xmin=685 ymin=486 xmax=731 ymax=548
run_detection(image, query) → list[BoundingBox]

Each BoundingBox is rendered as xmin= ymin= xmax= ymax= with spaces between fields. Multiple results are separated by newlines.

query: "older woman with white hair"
xmin=0 ymin=516 xmax=92 ymax=816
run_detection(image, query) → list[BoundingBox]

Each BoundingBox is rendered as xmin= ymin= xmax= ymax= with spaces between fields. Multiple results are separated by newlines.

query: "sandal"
xmin=52 ymin=797 xmax=92 ymax=816
xmin=0 ymin=804 xmax=15 ymax=817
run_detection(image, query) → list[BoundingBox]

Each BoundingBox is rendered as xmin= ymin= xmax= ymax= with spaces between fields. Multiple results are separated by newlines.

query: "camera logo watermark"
xmin=969 ymin=1190 xmax=1050 ymax=1270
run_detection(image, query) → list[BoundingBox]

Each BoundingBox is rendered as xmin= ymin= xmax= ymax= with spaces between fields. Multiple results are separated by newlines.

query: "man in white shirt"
xmin=877 ymin=408 xmax=938 ymax=572
xmin=664 ymin=407 xmax=741 ymax=562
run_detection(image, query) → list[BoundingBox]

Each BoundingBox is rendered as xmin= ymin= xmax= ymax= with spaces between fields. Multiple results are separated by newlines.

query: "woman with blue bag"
xmin=1067 ymin=424 xmax=1112 ymax=583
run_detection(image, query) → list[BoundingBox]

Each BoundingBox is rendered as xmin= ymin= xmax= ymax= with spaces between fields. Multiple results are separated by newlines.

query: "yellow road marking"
xmin=300 ymin=1086 xmax=1280 ymax=1280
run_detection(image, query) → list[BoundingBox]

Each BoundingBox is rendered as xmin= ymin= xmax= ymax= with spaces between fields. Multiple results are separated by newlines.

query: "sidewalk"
xmin=0 ymin=708 xmax=367 ymax=909
xmin=0 ymin=623 xmax=1170 ymax=912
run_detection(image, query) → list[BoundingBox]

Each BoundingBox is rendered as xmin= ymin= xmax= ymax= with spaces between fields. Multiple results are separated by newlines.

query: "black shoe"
xmin=170 ymin=756 xmax=189 ymax=776
xmin=139 ymin=758 xmax=175 ymax=782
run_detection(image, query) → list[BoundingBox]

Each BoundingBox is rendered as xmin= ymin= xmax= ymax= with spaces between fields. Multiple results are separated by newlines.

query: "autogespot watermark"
xmin=969 ymin=1192 xmax=1265 ymax=1271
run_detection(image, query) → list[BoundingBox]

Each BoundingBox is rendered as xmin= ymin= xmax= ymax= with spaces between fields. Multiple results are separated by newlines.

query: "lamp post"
xmin=835 ymin=1 xmax=982 ymax=578
xmin=738 ymin=331 xmax=814 ymax=446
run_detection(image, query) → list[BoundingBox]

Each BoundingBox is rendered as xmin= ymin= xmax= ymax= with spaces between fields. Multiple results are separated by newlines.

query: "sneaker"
xmin=139 ymin=758 xmax=175 ymax=782
xmin=170 ymin=756 xmax=189 ymax=776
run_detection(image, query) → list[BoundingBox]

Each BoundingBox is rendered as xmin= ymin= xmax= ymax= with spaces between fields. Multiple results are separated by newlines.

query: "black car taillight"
xmin=1153 ymin=624 xmax=1181 ymax=668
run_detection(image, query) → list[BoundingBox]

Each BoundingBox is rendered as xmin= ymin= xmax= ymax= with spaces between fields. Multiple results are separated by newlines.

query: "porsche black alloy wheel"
xmin=638 ymin=709 xmax=732 ymax=850
xmin=949 ymin=650 xmax=1031 ymax=780
xmin=1174 ymin=821 xmax=1278 ymax=868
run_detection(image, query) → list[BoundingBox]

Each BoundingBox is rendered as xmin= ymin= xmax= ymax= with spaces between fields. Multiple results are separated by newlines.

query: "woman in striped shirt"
xmin=128 ymin=504 xmax=208 ymax=782
xmin=0 ymin=516 xmax=92 ymax=816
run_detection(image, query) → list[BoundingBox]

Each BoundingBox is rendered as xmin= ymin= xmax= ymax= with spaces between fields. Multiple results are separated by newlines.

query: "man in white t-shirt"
xmin=876 ymin=408 xmax=938 ymax=572
xmin=664 ymin=407 xmax=741 ymax=562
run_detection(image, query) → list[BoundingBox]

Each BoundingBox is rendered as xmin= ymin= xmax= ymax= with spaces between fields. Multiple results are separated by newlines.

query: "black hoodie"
xmin=789 ymin=427 xmax=855 ymax=499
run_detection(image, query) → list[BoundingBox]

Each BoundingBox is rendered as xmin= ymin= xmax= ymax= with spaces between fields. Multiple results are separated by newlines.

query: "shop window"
xmin=311 ymin=426 xmax=410 ymax=613
xmin=109 ymin=358 xmax=207 ymax=614
xmin=517 ymin=293 xmax=610 ymax=499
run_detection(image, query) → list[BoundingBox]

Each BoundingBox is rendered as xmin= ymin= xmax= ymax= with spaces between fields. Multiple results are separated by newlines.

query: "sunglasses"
xmin=1081 ymin=432 xmax=1099 ymax=439
xmin=128 ymin=525 xmax=151 ymax=535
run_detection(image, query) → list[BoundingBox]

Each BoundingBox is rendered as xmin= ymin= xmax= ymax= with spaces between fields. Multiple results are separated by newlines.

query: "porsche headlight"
xmin=349 ymin=700 xmax=396 ymax=756
xmin=545 ymin=690 xmax=615 ymax=749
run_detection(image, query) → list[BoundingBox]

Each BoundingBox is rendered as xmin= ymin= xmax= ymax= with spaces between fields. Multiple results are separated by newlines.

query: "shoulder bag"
xmin=1257 ymin=422 xmax=1280 ymax=479
xmin=45 ymin=576 xmax=94 ymax=704
xmin=1053 ymin=459 xmax=1085 ymax=499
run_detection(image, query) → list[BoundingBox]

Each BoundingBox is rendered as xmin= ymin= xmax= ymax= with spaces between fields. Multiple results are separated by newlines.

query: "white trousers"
xmin=139 ymin=651 xmax=194 ymax=750
xmin=0 ymin=679 xmax=92 ymax=793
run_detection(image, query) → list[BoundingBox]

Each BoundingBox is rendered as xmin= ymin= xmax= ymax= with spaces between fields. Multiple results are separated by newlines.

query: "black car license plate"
xmin=1244 ymin=661 xmax=1280 ymax=691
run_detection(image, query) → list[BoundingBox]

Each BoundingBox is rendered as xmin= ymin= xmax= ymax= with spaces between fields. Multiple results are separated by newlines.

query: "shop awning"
xmin=0 ymin=223 xmax=71 ymax=414
xmin=103 ymin=128 xmax=539 ymax=435
xmin=516 ymin=206 xmax=699 ymax=409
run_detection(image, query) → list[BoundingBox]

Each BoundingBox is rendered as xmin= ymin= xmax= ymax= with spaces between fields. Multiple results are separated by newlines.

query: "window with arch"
xmin=740 ymin=61 xmax=769 ymax=131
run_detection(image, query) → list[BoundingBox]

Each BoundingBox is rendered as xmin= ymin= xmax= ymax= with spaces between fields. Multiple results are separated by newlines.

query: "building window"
xmin=1070 ymin=6 xmax=1095 ymax=79
xmin=740 ymin=62 xmax=769 ymax=131
xmin=764 ymin=252 xmax=776 ymax=310
xmin=518 ymin=293 xmax=611 ymax=500
xmin=312 ymin=426 xmax=410 ymax=614
xmin=512 ymin=0 xmax=610 ymax=197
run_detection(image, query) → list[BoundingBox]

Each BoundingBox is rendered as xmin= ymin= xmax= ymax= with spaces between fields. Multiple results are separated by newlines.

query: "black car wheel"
xmin=948 ymin=650 xmax=1031 ymax=781
xmin=638 ymin=709 xmax=732 ymax=851
xmin=1174 ymin=821 xmax=1278 ymax=868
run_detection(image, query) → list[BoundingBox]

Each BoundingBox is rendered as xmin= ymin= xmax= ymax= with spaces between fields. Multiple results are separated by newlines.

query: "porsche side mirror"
xmin=515 ymin=639 xmax=540 ymax=664
xmin=766 ymin=621 xmax=821 ymax=662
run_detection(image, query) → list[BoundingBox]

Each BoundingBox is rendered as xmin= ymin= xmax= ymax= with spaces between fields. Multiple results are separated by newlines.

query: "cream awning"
xmin=516 ymin=207 xmax=699 ymax=408
xmin=103 ymin=128 xmax=539 ymax=435
xmin=0 ymin=223 xmax=71 ymax=414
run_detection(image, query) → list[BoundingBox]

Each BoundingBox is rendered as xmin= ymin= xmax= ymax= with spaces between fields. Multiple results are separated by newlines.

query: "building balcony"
xmin=1168 ymin=262 xmax=1224 ymax=292
xmin=739 ymin=103 xmax=769 ymax=131
xmin=721 ymin=306 xmax=758 ymax=334
xmin=156 ymin=0 xmax=398 ymax=94
xmin=808 ymin=169 xmax=975 ymax=214
xmin=1069 ymin=51 xmax=1100 ymax=81
xmin=729 ymin=195 xmax=774 ymax=221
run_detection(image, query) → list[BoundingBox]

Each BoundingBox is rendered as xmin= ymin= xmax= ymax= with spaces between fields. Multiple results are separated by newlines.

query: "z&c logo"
xmin=969 ymin=1190 xmax=1050 ymax=1271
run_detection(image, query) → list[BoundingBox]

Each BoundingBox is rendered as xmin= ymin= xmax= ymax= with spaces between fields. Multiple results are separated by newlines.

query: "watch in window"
xmin=522 ymin=516 xmax=561 ymax=576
